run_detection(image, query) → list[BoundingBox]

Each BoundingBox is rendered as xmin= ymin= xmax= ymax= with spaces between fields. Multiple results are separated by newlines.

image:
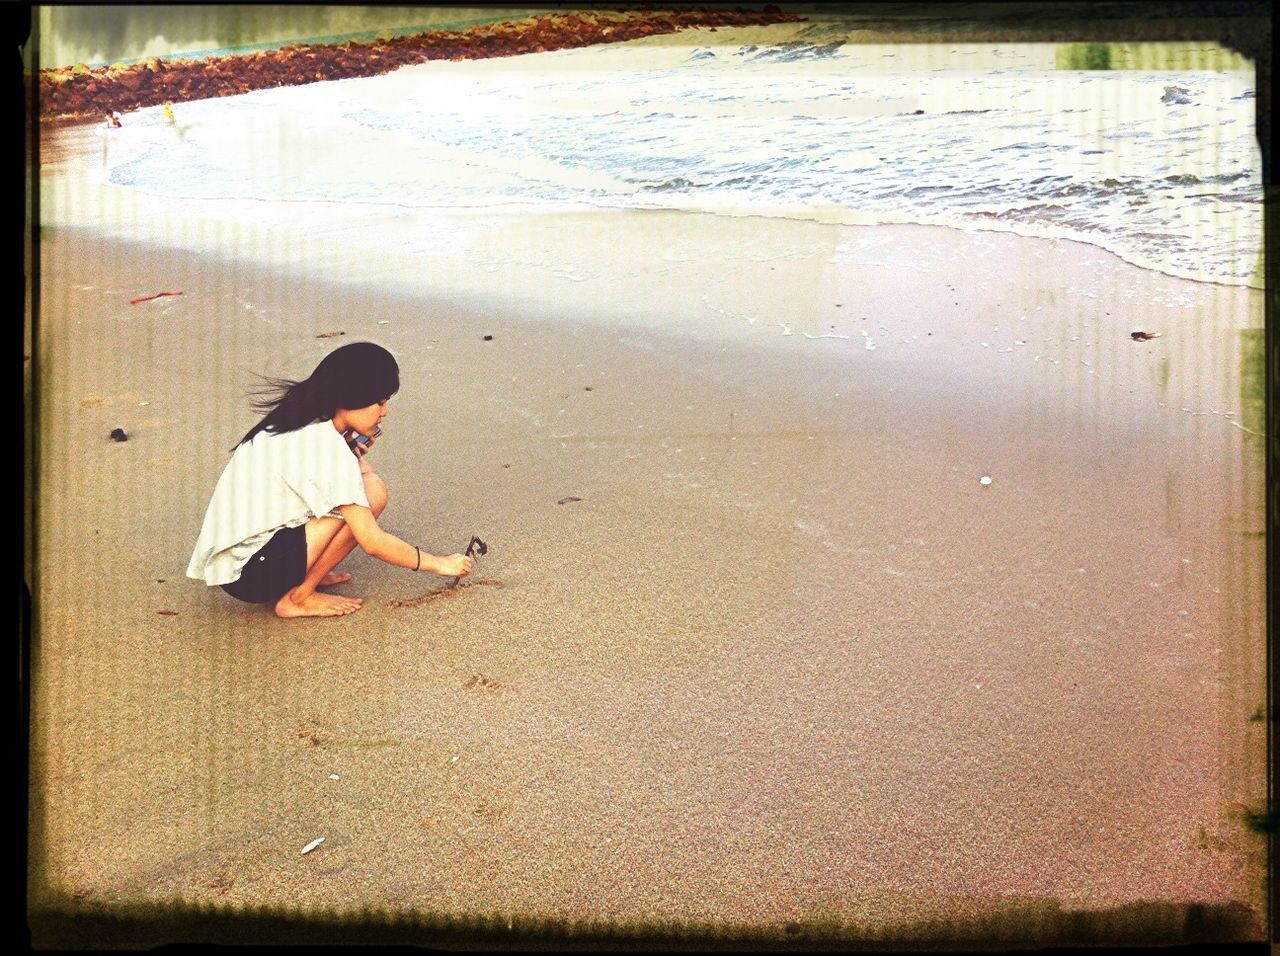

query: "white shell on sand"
xmin=301 ymin=837 xmax=325 ymax=855
xmin=980 ymin=476 xmax=992 ymax=485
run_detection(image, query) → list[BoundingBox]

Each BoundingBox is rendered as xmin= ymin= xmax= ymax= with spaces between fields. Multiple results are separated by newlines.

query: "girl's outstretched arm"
xmin=338 ymin=503 xmax=473 ymax=578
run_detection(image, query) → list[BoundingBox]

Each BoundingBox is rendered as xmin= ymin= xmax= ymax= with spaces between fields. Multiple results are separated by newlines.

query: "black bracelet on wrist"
xmin=415 ymin=547 xmax=421 ymax=571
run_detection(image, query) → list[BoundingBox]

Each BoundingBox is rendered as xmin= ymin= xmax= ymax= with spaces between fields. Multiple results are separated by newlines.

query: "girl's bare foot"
xmin=274 ymin=590 xmax=363 ymax=619
xmin=319 ymin=571 xmax=353 ymax=587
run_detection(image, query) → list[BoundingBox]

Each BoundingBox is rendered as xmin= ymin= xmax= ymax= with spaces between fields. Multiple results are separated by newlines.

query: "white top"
xmin=187 ymin=420 xmax=370 ymax=586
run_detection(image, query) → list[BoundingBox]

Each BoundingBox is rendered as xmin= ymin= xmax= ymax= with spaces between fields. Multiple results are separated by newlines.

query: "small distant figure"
xmin=104 ymin=110 xmax=122 ymax=128
xmin=162 ymin=101 xmax=175 ymax=125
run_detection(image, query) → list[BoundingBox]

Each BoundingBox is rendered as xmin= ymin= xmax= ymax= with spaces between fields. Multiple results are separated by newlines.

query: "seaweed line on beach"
xmin=36 ymin=7 xmax=802 ymax=122
xmin=388 ymin=579 xmax=503 ymax=609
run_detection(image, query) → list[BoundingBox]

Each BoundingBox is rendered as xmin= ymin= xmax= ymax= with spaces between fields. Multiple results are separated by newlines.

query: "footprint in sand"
xmin=296 ymin=715 xmax=329 ymax=747
xmin=464 ymin=673 xmax=504 ymax=694
xmin=205 ymin=869 xmax=235 ymax=894
xmin=471 ymin=797 xmax=511 ymax=822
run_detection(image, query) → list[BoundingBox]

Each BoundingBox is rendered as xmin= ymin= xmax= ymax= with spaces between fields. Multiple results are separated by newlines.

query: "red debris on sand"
xmin=129 ymin=290 xmax=184 ymax=305
xmin=38 ymin=9 xmax=804 ymax=121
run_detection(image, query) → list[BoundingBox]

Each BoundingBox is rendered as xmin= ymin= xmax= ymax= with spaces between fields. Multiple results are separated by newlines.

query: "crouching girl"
xmin=187 ymin=342 xmax=472 ymax=618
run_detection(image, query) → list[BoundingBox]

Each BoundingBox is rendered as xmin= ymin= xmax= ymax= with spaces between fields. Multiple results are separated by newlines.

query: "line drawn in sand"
xmin=389 ymin=579 xmax=503 ymax=609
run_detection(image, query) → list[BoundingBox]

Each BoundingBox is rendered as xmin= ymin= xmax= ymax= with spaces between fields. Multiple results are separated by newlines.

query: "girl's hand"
xmin=436 ymin=553 xmax=473 ymax=578
xmin=353 ymin=432 xmax=376 ymax=459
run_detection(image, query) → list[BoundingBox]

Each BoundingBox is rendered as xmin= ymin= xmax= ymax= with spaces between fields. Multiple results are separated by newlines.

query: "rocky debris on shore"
xmin=38 ymin=7 xmax=801 ymax=121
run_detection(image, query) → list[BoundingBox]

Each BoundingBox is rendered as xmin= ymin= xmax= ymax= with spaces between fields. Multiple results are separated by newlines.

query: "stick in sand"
xmin=448 ymin=536 xmax=488 ymax=588
xmin=129 ymin=290 xmax=184 ymax=305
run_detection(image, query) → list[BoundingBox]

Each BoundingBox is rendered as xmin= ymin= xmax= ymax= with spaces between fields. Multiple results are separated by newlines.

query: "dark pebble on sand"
xmin=557 ymin=496 xmax=582 ymax=505
xmin=110 ymin=428 xmax=128 ymax=442
xmin=483 ymin=334 xmax=493 ymax=341
xmin=584 ymin=386 xmax=593 ymax=391
xmin=157 ymin=579 xmax=165 ymax=583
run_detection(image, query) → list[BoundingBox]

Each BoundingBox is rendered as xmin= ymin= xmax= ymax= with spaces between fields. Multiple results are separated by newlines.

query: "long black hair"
xmin=236 ymin=342 xmax=400 ymax=448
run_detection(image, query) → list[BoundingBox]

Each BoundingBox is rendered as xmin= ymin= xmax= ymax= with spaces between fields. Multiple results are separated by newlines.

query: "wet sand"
xmin=28 ymin=135 xmax=1267 ymax=946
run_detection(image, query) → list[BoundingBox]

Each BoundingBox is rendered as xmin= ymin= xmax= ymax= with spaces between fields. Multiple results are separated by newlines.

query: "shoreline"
xmin=40 ymin=115 xmax=1262 ymax=294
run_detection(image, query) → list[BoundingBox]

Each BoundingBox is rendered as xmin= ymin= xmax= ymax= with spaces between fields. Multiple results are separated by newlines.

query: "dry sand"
xmin=28 ymin=131 xmax=1267 ymax=947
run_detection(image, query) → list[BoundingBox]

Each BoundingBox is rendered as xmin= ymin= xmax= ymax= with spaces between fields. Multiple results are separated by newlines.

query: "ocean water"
xmin=101 ymin=19 xmax=1261 ymax=287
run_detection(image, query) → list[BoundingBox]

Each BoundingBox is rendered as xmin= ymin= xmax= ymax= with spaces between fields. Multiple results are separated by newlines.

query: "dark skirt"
xmin=220 ymin=524 xmax=307 ymax=604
